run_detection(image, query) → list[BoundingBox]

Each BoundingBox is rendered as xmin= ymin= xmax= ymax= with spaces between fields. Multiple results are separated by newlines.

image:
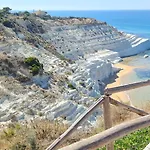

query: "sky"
xmin=0 ymin=0 xmax=150 ymax=10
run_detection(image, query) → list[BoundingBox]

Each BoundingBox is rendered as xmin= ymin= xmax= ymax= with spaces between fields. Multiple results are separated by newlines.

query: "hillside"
xmin=0 ymin=8 xmax=150 ymax=126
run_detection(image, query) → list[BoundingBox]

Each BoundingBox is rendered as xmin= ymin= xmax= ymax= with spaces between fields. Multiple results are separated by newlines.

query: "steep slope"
xmin=41 ymin=22 xmax=150 ymax=60
xmin=0 ymin=11 xmax=150 ymax=125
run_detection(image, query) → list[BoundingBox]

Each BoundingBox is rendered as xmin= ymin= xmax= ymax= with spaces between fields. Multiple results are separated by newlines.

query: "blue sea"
xmin=48 ymin=10 xmax=150 ymax=39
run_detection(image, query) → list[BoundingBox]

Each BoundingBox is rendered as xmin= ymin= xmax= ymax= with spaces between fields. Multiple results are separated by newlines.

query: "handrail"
xmin=109 ymin=98 xmax=149 ymax=116
xmin=105 ymin=80 xmax=150 ymax=95
xmin=59 ymin=115 xmax=150 ymax=150
xmin=46 ymin=97 xmax=105 ymax=150
xmin=46 ymin=80 xmax=150 ymax=150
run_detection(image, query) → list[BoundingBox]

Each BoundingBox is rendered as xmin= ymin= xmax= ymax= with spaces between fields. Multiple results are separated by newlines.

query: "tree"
xmin=0 ymin=7 xmax=12 ymax=18
xmin=23 ymin=11 xmax=30 ymax=16
xmin=1 ymin=7 xmax=12 ymax=14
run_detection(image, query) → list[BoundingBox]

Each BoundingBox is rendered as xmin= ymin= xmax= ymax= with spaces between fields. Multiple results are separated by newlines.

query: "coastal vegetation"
xmin=0 ymin=7 xmax=11 ymax=17
xmin=67 ymin=82 xmax=76 ymax=89
xmin=0 ymin=106 xmax=150 ymax=150
xmin=0 ymin=7 xmax=12 ymax=25
xmin=24 ymin=57 xmax=43 ymax=76
xmin=114 ymin=127 xmax=150 ymax=149
xmin=98 ymin=127 xmax=150 ymax=150
xmin=2 ymin=19 xmax=14 ymax=28
xmin=0 ymin=120 xmax=68 ymax=150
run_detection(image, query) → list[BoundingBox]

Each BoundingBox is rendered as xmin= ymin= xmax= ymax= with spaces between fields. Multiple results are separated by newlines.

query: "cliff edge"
xmin=0 ymin=8 xmax=150 ymax=125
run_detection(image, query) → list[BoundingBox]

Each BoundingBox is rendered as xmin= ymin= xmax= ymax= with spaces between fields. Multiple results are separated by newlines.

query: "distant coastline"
xmin=46 ymin=10 xmax=150 ymax=39
xmin=12 ymin=10 xmax=150 ymax=39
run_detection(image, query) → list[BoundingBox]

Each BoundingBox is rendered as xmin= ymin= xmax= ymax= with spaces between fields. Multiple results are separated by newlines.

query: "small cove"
xmin=49 ymin=10 xmax=150 ymax=108
xmin=111 ymin=50 xmax=150 ymax=108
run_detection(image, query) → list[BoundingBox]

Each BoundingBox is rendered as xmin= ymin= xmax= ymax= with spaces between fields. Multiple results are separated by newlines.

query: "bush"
xmin=68 ymin=83 xmax=76 ymax=89
xmin=23 ymin=16 xmax=28 ymax=20
xmin=31 ymin=65 xmax=40 ymax=76
xmin=0 ymin=13 xmax=4 ymax=19
xmin=0 ymin=7 xmax=11 ymax=16
xmin=24 ymin=57 xmax=43 ymax=76
xmin=11 ymin=143 xmax=26 ymax=150
xmin=114 ymin=127 xmax=150 ymax=149
xmin=25 ymin=36 xmax=38 ymax=46
xmin=2 ymin=128 xmax=15 ymax=139
xmin=25 ymin=57 xmax=40 ymax=66
xmin=0 ymin=120 xmax=68 ymax=150
xmin=98 ymin=127 xmax=150 ymax=150
xmin=28 ymin=137 xmax=38 ymax=150
xmin=23 ymin=11 xmax=30 ymax=17
xmin=79 ymin=82 xmax=86 ymax=87
xmin=2 ymin=20 xmax=14 ymax=28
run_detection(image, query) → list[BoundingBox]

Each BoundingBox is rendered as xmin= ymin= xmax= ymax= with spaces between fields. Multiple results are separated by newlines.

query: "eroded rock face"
xmin=41 ymin=23 xmax=150 ymax=60
xmin=0 ymin=53 xmax=29 ymax=77
xmin=32 ymin=74 xmax=50 ymax=89
xmin=0 ymin=14 xmax=150 ymax=126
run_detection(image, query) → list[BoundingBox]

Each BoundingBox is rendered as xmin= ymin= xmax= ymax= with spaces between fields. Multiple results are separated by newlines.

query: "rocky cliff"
xmin=0 ymin=10 xmax=150 ymax=125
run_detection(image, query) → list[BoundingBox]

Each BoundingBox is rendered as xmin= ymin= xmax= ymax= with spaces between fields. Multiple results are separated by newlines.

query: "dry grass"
xmin=0 ymin=102 xmax=149 ymax=150
xmin=111 ymin=105 xmax=138 ymax=126
xmin=0 ymin=118 xmax=104 ymax=150
xmin=110 ymin=100 xmax=150 ymax=126
xmin=142 ymin=102 xmax=150 ymax=113
xmin=0 ymin=120 xmax=68 ymax=150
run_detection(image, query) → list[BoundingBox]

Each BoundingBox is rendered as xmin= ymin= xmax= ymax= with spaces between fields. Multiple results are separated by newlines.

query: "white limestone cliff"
xmin=0 ymin=18 xmax=150 ymax=125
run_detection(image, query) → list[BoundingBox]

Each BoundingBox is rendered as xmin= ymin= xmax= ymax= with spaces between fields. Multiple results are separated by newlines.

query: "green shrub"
xmin=0 ymin=13 xmax=4 ymax=19
xmin=1 ymin=7 xmax=11 ymax=14
xmin=25 ymin=57 xmax=40 ymax=66
xmin=98 ymin=127 xmax=150 ymax=150
xmin=11 ymin=143 xmax=26 ymax=150
xmin=2 ymin=128 xmax=15 ymax=139
xmin=79 ymin=82 xmax=86 ymax=87
xmin=23 ymin=11 xmax=30 ymax=17
xmin=114 ymin=127 xmax=150 ymax=149
xmin=24 ymin=57 xmax=43 ymax=76
xmin=68 ymin=83 xmax=76 ymax=89
xmin=31 ymin=65 xmax=40 ymax=76
xmin=38 ymin=112 xmax=43 ymax=117
xmin=28 ymin=137 xmax=38 ymax=150
xmin=0 ymin=7 xmax=11 ymax=16
xmin=1 ymin=123 xmax=21 ymax=140
xmin=23 ymin=16 xmax=28 ymax=20
xmin=2 ymin=20 xmax=14 ymax=28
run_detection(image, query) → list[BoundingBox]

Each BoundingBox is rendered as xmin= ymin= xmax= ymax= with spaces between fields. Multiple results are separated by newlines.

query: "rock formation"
xmin=0 ymin=10 xmax=150 ymax=125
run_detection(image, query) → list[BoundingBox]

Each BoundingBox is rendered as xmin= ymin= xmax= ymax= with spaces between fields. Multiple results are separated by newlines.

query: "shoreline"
xmin=107 ymin=63 xmax=135 ymax=104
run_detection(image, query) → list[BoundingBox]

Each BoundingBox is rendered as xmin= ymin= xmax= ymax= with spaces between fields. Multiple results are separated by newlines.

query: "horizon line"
xmin=11 ymin=9 xmax=150 ymax=11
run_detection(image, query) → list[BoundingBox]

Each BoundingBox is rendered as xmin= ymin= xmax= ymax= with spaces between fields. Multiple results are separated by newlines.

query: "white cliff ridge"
xmin=0 ymin=17 xmax=150 ymax=125
xmin=38 ymin=21 xmax=150 ymax=125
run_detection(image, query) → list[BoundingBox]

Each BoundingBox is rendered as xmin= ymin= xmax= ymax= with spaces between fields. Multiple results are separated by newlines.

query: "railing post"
xmin=103 ymin=96 xmax=114 ymax=150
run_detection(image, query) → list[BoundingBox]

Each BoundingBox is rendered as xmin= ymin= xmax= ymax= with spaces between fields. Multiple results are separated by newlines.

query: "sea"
xmin=48 ymin=10 xmax=150 ymax=39
xmin=48 ymin=10 xmax=150 ymax=106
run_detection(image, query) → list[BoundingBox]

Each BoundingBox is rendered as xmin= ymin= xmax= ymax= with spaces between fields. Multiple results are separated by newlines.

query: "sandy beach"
xmin=107 ymin=63 xmax=135 ymax=104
